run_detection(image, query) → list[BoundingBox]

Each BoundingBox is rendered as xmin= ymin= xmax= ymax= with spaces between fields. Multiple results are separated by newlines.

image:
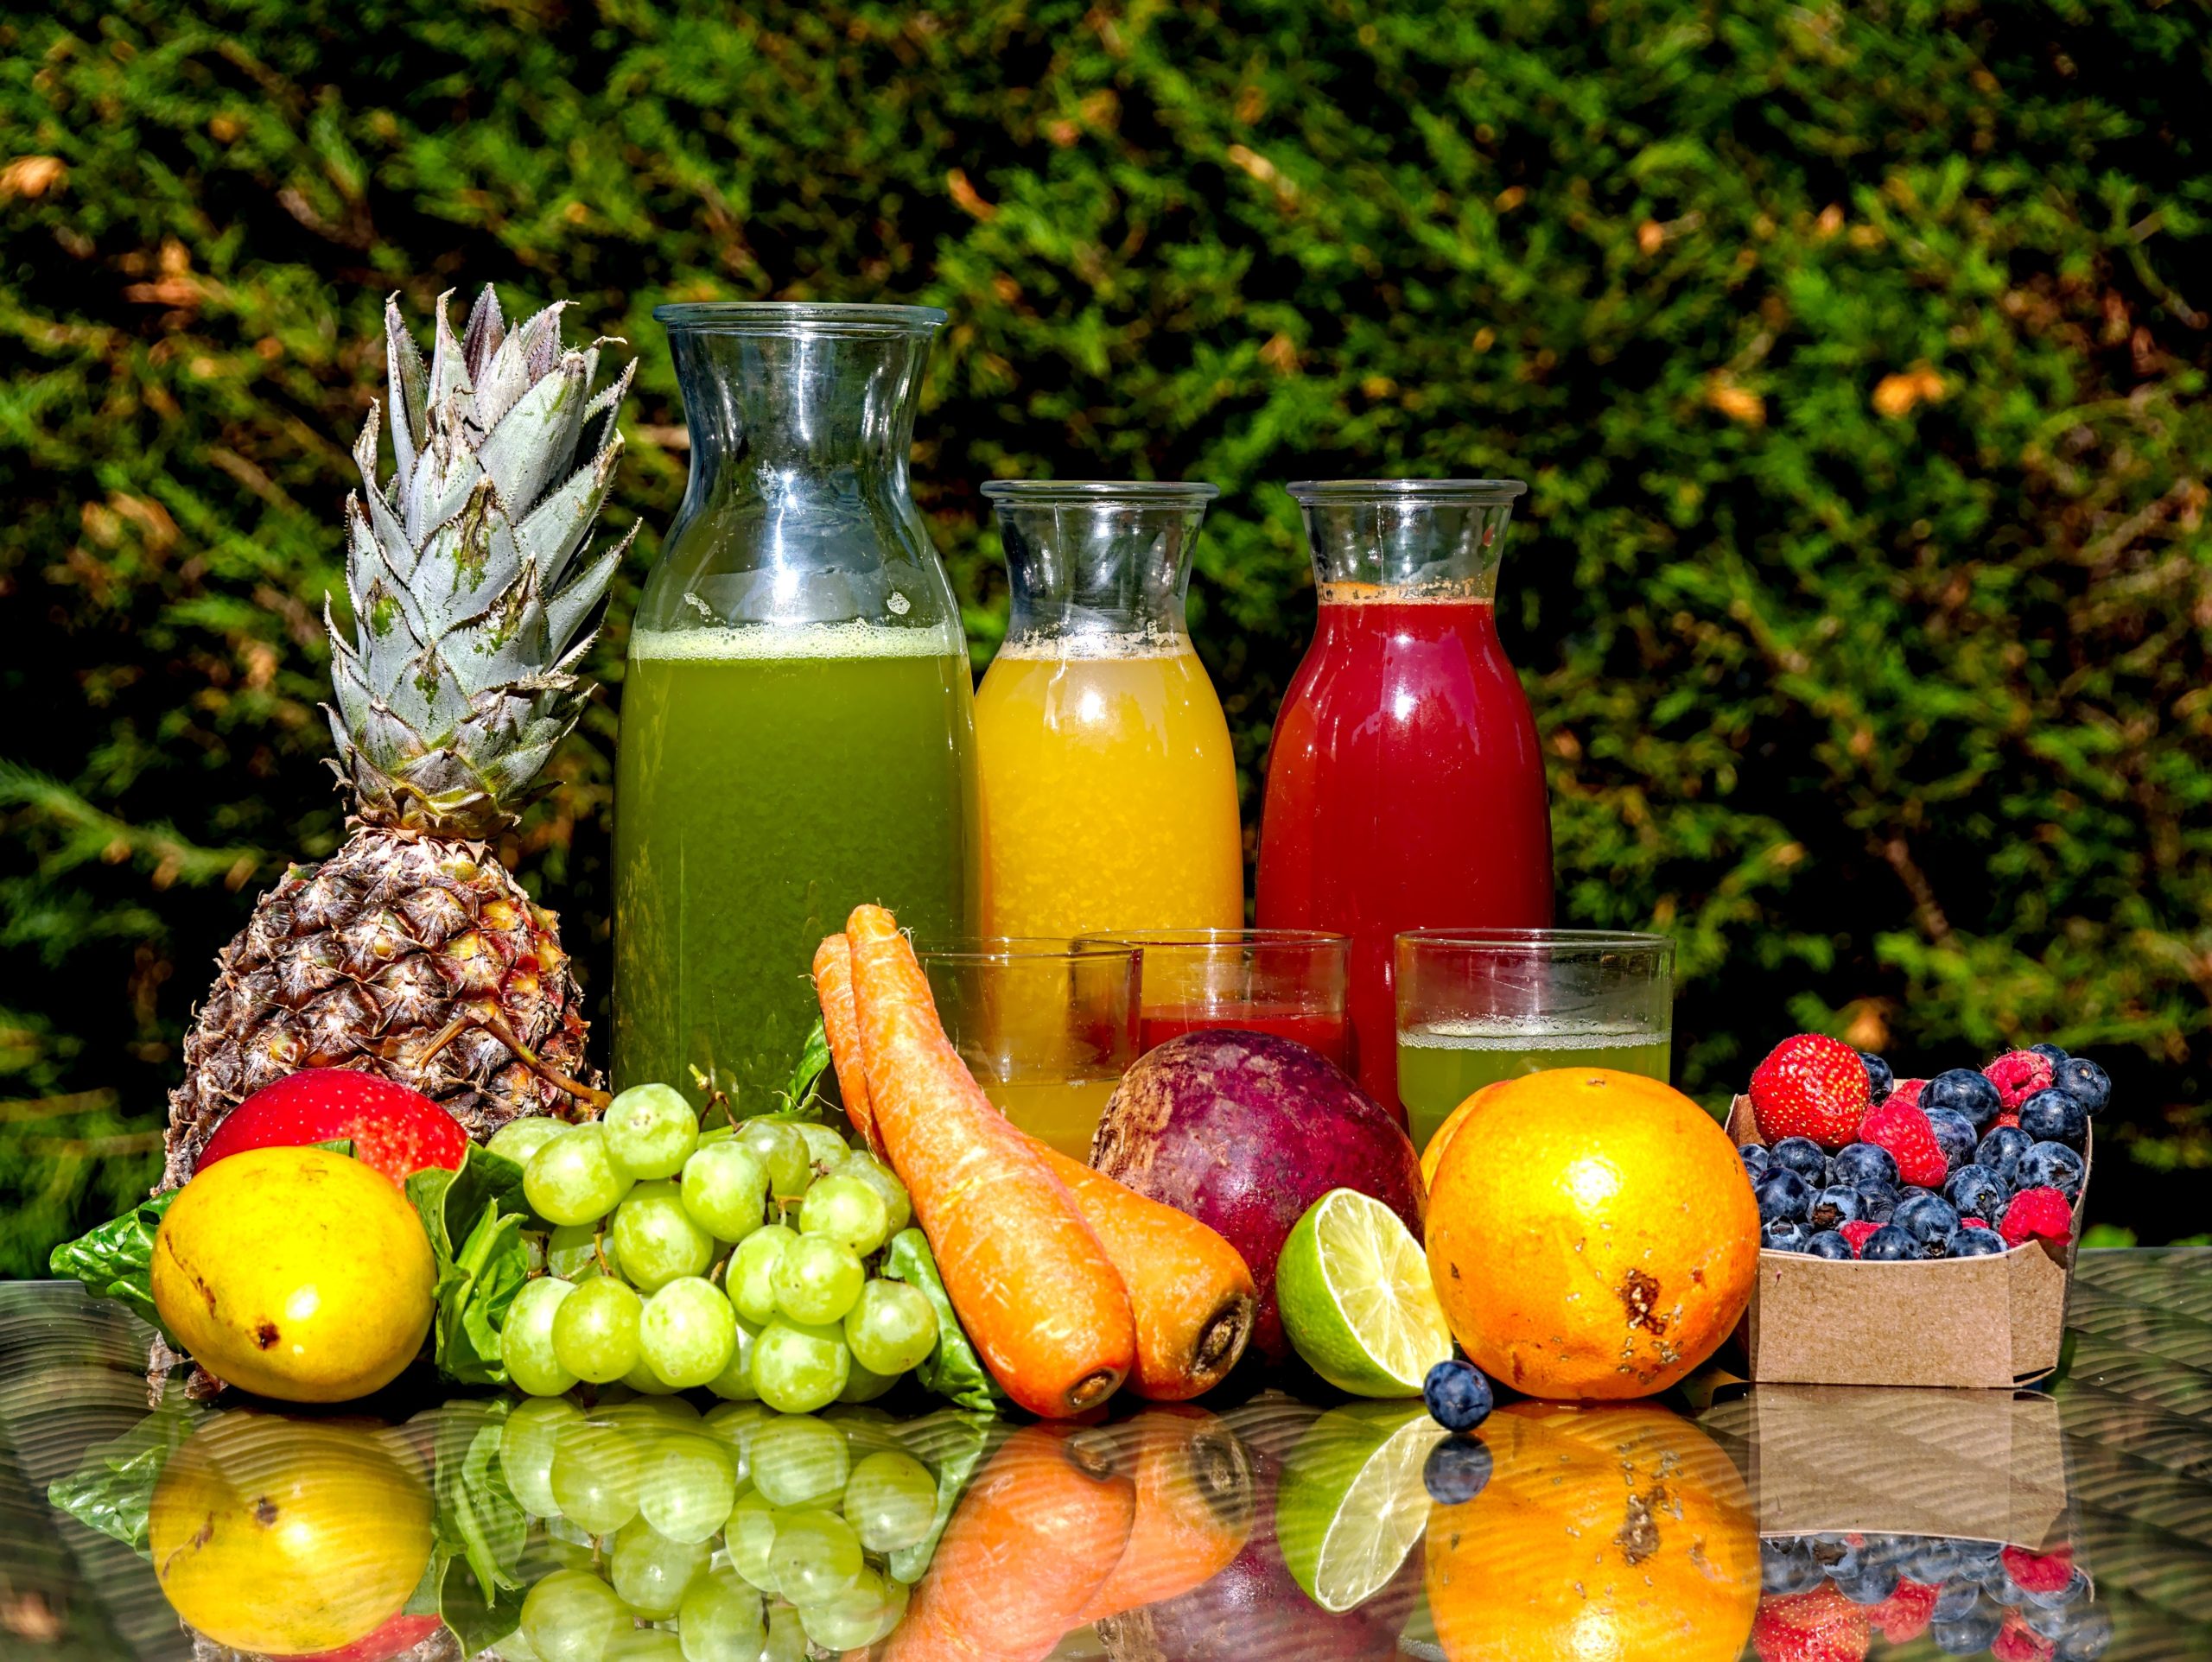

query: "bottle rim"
xmin=982 ymin=479 xmax=1221 ymax=504
xmin=652 ymin=301 xmax=948 ymax=337
xmin=1285 ymin=479 xmax=1529 ymax=504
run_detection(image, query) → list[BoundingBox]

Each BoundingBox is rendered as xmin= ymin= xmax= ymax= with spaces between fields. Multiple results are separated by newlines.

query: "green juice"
xmin=1396 ymin=1021 xmax=1674 ymax=1150
xmin=613 ymin=622 xmax=979 ymax=1104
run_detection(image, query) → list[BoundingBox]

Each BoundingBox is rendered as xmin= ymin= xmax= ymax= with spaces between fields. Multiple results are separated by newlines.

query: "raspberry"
xmin=1984 ymin=1049 xmax=2056 ymax=1110
xmin=1839 ymin=1219 xmax=1881 ymax=1257
xmin=1993 ymin=1107 xmax=2021 ymax=1130
xmin=1961 ymin=1215 xmax=1988 ymax=1229
xmin=1886 ymin=1077 xmax=1928 ymax=1110
xmin=1750 ymin=1035 xmax=1873 ymax=1150
xmin=1859 ymin=1102 xmax=1948 ymax=1189
xmin=1752 ymin=1585 xmax=1872 ymax=1662
xmin=2000 ymin=1543 xmax=2075 ymax=1595
xmin=1999 ymin=1186 xmax=2074 ymax=1250
xmin=1992 ymin=1608 xmax=2056 ymax=1662
xmin=1870 ymin=1579 xmax=1939 ymax=1643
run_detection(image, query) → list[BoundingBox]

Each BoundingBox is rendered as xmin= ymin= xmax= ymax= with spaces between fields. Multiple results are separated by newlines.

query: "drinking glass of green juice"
xmin=1394 ymin=929 xmax=1675 ymax=1149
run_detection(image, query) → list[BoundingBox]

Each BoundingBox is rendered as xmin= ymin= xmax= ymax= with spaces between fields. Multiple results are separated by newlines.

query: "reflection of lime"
xmin=1276 ymin=1402 xmax=1443 ymax=1614
xmin=1276 ymin=1189 xmax=1452 ymax=1396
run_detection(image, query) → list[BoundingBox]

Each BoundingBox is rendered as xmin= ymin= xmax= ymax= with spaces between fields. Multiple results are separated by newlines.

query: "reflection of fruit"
xmin=151 ymin=1146 xmax=435 ymax=1401
xmin=148 ymin=1412 xmax=433 ymax=1656
xmin=196 ymin=1069 xmax=469 ymax=1187
xmin=1425 ymin=1403 xmax=1758 ymax=1662
xmin=1276 ymin=1402 xmax=1444 ymax=1615
xmin=1426 ymin=1069 xmax=1758 ymax=1400
xmin=1417 ymin=1082 xmax=1502 ymax=1192
xmin=1750 ymin=1584 xmax=1871 ymax=1662
xmin=296 ymin=1612 xmax=447 ymax=1662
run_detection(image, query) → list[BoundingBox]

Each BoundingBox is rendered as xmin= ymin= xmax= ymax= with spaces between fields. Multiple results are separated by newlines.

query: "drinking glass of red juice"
xmin=1074 ymin=929 xmax=1352 ymax=1069
xmin=1255 ymin=479 xmax=1554 ymax=1117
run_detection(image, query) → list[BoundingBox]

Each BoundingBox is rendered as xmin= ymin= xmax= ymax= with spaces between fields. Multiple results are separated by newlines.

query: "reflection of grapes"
xmin=520 ymin=1568 xmax=626 ymax=1662
xmin=678 ymin=1565 xmax=766 ymax=1662
xmin=610 ymin=1516 xmax=712 ymax=1616
xmin=770 ymin=1507 xmax=864 ymax=1603
xmin=638 ymin=1431 xmax=737 ymax=1545
xmin=750 ymin=1414 xmax=850 ymax=1507
xmin=548 ymin=1421 xmax=642 ymax=1536
xmin=725 ymin=1491 xmax=780 ymax=1592
xmin=801 ymin=1566 xmax=908 ymax=1651
xmin=764 ymin=1603 xmax=809 ymax=1662
xmin=499 ymin=1396 xmax=581 ymax=1517
xmin=843 ymin=1450 xmax=938 ymax=1552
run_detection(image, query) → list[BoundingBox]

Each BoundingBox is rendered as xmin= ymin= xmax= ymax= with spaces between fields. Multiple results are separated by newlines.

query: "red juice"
xmin=1138 ymin=1003 xmax=1352 ymax=1066
xmin=1256 ymin=588 xmax=1553 ymax=1109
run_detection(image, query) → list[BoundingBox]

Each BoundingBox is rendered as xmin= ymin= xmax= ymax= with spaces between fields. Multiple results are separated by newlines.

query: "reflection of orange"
xmin=1425 ymin=1403 xmax=1758 ymax=1662
xmin=1426 ymin=1069 xmax=1758 ymax=1400
xmin=1418 ymin=1082 xmax=1503 ymax=1192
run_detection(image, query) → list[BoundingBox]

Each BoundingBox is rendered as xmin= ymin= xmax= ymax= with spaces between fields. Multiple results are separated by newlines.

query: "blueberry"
xmin=1739 ymin=1144 xmax=1770 ymax=1179
xmin=1860 ymin=1225 xmax=1917 ymax=1260
xmin=1421 ymin=1434 xmax=1491 ymax=1504
xmin=1859 ymin=1050 xmax=1894 ymax=1103
xmin=2057 ymin=1604 xmax=2113 ymax=1659
xmin=1808 ymin=1184 xmax=1865 ymax=1231
xmin=1834 ymin=1563 xmax=1901 ymax=1603
xmin=1895 ymin=1190 xmax=1961 ymax=1253
xmin=1933 ymin=1611 xmax=2004 ymax=1654
xmin=1855 ymin=1179 xmax=1899 ymax=1223
xmin=1949 ymin=1226 xmax=2008 ymax=1257
xmin=1903 ymin=1538 xmax=1962 ymax=1584
xmin=1423 ymin=1359 xmax=1494 ymax=1432
xmin=1950 ymin=1538 xmax=2005 ymax=1573
xmin=1760 ymin=1537 xmax=1827 ymax=1595
xmin=2030 ymin=1042 xmax=2070 ymax=1064
xmin=2019 ymin=1088 xmax=2088 ymax=1149
xmin=2024 ymin=1601 xmax=2074 ymax=1640
xmin=2051 ymin=1056 xmax=2109 ymax=1115
xmin=1831 ymin=1141 xmax=1899 ymax=1187
xmin=1932 ymin=1579 xmax=1986 ymax=1620
xmin=1804 ymin=1229 xmax=1853 ymax=1259
xmin=1975 ymin=1124 xmax=2035 ymax=1179
xmin=1755 ymin=1168 xmax=1811 ymax=1223
xmin=1762 ymin=1218 xmax=1812 ymax=1252
xmin=1770 ymin=1137 xmax=1829 ymax=1183
xmin=1926 ymin=1068 xmax=2003 ymax=1130
xmin=2024 ymin=1567 xmax=2090 ymax=1610
xmin=2014 ymin=1140 xmax=2086 ymax=1202
xmin=1924 ymin=1107 xmax=1979 ymax=1174
xmin=1945 ymin=1163 xmax=2009 ymax=1221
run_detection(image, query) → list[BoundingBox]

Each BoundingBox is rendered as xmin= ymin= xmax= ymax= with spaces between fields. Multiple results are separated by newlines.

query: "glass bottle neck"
xmin=1291 ymin=480 xmax=1526 ymax=601
xmin=989 ymin=485 xmax=1217 ymax=649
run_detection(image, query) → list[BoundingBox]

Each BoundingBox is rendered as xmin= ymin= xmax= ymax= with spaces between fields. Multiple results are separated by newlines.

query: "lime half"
xmin=1276 ymin=1188 xmax=1452 ymax=1397
xmin=1275 ymin=1402 xmax=1443 ymax=1613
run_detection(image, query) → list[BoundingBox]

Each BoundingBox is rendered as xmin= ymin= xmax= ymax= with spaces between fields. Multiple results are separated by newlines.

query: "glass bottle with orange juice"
xmin=973 ymin=482 xmax=1244 ymax=938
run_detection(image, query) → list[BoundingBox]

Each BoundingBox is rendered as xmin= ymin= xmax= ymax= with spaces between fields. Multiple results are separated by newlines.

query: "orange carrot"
xmin=1077 ymin=1406 xmax=1256 ymax=1623
xmin=883 ymin=1423 xmax=1135 ymax=1662
xmin=1014 ymin=1131 xmax=1257 ymax=1401
xmin=810 ymin=933 xmax=880 ymax=1158
xmin=842 ymin=904 xmax=1135 ymax=1418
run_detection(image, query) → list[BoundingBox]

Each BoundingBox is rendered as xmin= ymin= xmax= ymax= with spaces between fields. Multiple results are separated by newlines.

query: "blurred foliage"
xmin=2 ymin=0 xmax=2208 ymax=1269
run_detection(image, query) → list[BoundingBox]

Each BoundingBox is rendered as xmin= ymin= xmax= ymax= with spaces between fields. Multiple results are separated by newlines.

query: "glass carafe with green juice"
xmin=614 ymin=304 xmax=979 ymax=1105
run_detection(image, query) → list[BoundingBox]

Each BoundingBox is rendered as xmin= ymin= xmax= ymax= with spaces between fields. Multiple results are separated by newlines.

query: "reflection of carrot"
xmin=1078 ymin=1407 xmax=1255 ymax=1623
xmin=1017 ymin=1132 xmax=1256 ymax=1401
xmin=811 ymin=934 xmax=880 ymax=1158
xmin=842 ymin=905 xmax=1135 ymax=1418
xmin=884 ymin=1423 xmax=1135 ymax=1662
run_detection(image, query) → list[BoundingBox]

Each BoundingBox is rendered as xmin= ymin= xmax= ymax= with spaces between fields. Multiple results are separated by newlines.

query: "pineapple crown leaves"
xmin=328 ymin=286 xmax=637 ymax=834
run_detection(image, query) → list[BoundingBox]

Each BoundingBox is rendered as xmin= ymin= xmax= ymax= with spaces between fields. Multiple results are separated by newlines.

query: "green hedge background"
xmin=3 ymin=0 xmax=2208 ymax=1271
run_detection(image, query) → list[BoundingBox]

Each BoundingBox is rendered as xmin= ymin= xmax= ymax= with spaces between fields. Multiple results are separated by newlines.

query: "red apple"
xmin=295 ymin=1612 xmax=448 ymax=1662
xmin=196 ymin=1069 xmax=468 ymax=1187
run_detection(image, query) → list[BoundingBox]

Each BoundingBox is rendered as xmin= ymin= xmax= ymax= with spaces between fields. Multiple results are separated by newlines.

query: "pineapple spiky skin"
xmin=163 ymin=286 xmax=626 ymax=1184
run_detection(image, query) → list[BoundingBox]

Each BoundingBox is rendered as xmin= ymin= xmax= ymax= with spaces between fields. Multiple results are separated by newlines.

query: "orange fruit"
xmin=1424 ymin=1068 xmax=1758 ymax=1400
xmin=1417 ymin=1081 xmax=1504 ymax=1193
xmin=1424 ymin=1401 xmax=1758 ymax=1662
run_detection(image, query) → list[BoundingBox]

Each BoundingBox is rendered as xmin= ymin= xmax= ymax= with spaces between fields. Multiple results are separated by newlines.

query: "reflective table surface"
xmin=0 ymin=1251 xmax=2205 ymax=1661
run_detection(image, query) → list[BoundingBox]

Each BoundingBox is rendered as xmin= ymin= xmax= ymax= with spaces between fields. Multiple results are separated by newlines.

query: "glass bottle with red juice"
xmin=1255 ymin=479 xmax=1554 ymax=1113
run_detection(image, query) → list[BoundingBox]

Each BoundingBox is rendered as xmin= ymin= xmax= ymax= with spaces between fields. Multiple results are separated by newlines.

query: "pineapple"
xmin=162 ymin=287 xmax=636 ymax=1187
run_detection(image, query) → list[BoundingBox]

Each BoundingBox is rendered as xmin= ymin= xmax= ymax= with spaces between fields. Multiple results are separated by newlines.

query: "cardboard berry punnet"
xmin=1727 ymin=1095 xmax=2089 ymax=1388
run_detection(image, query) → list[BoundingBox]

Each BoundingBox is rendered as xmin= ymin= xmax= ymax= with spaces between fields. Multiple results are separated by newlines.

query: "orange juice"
xmin=975 ymin=634 xmax=1243 ymax=938
xmin=976 ymin=1076 xmax=1122 ymax=1162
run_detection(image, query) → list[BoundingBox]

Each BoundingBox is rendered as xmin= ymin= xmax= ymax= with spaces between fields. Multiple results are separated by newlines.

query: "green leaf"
xmin=886 ymin=1409 xmax=999 ymax=1585
xmin=49 ymin=1191 xmax=178 ymax=1339
xmin=406 ymin=1145 xmax=531 ymax=1385
xmin=880 ymin=1227 xmax=1007 ymax=1414
xmin=47 ymin=1395 xmax=204 ymax=1555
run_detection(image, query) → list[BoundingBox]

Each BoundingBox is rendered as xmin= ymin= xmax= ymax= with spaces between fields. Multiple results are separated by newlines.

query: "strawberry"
xmin=1750 ymin=1035 xmax=1872 ymax=1150
xmin=1752 ymin=1586 xmax=1871 ymax=1662
xmin=1869 ymin=1579 xmax=1939 ymax=1643
xmin=1984 ymin=1049 xmax=2056 ymax=1110
xmin=1886 ymin=1077 xmax=1928 ymax=1110
xmin=1839 ymin=1219 xmax=1881 ymax=1257
xmin=2000 ymin=1186 xmax=2074 ymax=1250
xmin=2001 ymin=1543 xmax=2075 ymax=1595
xmin=1991 ymin=1609 xmax=2056 ymax=1662
xmin=1859 ymin=1101 xmax=1948 ymax=1188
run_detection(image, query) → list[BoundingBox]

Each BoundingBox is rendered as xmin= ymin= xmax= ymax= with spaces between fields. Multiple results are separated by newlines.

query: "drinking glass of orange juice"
xmin=973 ymin=481 xmax=1243 ymax=939
xmin=918 ymin=938 xmax=1142 ymax=1160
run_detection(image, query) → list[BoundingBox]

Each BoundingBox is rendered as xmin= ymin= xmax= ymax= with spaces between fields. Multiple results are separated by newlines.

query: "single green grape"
xmin=725 ymin=1491 xmax=780 ymax=1593
xmin=637 ymin=1430 xmax=737 ymax=1544
xmin=524 ymin=1124 xmax=634 ymax=1227
xmin=734 ymin=1120 xmax=811 ymax=1200
xmin=610 ymin=1181 xmax=714 ymax=1292
xmin=705 ymin=1315 xmax=762 ymax=1404
xmin=748 ymin=1413 xmax=850 ymax=1507
xmin=842 ymin=1449 xmax=938 ymax=1552
xmin=677 ymin=1564 xmax=766 ymax=1662
xmin=518 ymin=1568 xmax=626 ymax=1662
xmin=843 ymin=1278 xmax=939 ymax=1376
xmin=820 ymin=1403 xmax=902 ymax=1458
xmin=603 ymin=1082 xmax=701 ymax=1180
xmin=728 ymin=1224 xmax=796 ymax=1326
xmin=489 ymin=1115 xmax=572 ymax=1168
xmin=499 ymin=1394 xmax=582 ymax=1518
xmin=678 ymin=1140 xmax=770 ymax=1244
xmin=550 ymin=1274 xmax=642 ymax=1384
xmin=794 ymin=1121 xmax=849 ymax=1172
xmin=769 ymin=1506 xmax=863 ymax=1605
xmin=772 ymin=1236 xmax=866 ymax=1326
xmin=608 ymin=1515 xmax=712 ymax=1617
xmin=836 ymin=1357 xmax=899 ymax=1403
xmin=798 ymin=1173 xmax=892 ymax=1256
xmin=604 ymin=1629 xmax=687 ymax=1662
xmin=701 ymin=1401 xmax=765 ymax=1480
xmin=638 ymin=1276 xmax=738 ymax=1389
xmin=799 ymin=1566 xmax=902 ymax=1652
xmin=546 ymin=1221 xmax=620 ymax=1281
xmin=750 ymin=1321 xmax=851 ymax=1414
xmin=547 ymin=1419 xmax=643 ymax=1535
xmin=762 ymin=1601 xmax=808 ymax=1662
xmin=621 ymin=1354 xmax=683 ymax=1395
xmin=839 ymin=1152 xmax=913 ymax=1238
xmin=502 ymin=1275 xmax=580 ymax=1397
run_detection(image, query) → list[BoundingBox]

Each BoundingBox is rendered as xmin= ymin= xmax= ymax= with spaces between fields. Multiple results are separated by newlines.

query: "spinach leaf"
xmin=406 ymin=1145 xmax=531 ymax=1385
xmin=887 ymin=1409 xmax=1000 ymax=1584
xmin=49 ymin=1193 xmax=177 ymax=1338
xmin=881 ymin=1227 xmax=1007 ymax=1413
xmin=47 ymin=1396 xmax=204 ymax=1554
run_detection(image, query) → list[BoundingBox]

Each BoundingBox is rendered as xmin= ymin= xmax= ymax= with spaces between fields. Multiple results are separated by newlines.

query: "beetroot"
xmin=1090 ymin=1031 xmax=1424 ymax=1364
